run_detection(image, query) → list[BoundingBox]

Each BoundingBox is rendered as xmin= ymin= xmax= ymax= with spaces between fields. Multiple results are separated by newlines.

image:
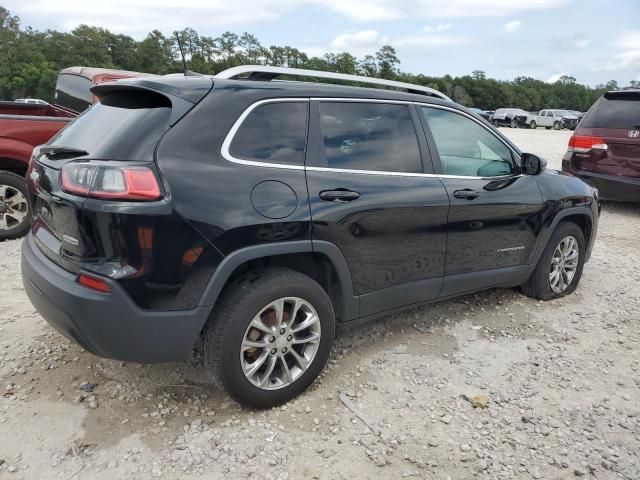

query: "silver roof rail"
xmin=214 ymin=65 xmax=451 ymax=101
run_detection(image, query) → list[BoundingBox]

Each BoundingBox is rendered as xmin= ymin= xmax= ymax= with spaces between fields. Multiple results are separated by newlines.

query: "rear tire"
xmin=204 ymin=268 xmax=335 ymax=409
xmin=0 ymin=171 xmax=31 ymax=241
xmin=521 ymin=222 xmax=586 ymax=301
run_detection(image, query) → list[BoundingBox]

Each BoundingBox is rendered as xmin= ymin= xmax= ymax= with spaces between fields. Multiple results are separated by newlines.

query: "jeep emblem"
xmin=629 ymin=129 xmax=640 ymax=138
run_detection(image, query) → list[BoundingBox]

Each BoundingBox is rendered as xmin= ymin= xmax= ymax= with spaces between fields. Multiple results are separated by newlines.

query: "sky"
xmin=5 ymin=0 xmax=640 ymax=86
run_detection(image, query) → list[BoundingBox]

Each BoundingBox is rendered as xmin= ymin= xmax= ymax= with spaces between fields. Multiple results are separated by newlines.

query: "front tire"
xmin=204 ymin=268 xmax=335 ymax=409
xmin=529 ymin=120 xmax=537 ymax=129
xmin=522 ymin=222 xmax=586 ymax=300
xmin=0 ymin=171 xmax=31 ymax=241
xmin=510 ymin=119 xmax=518 ymax=128
xmin=553 ymin=121 xmax=562 ymax=130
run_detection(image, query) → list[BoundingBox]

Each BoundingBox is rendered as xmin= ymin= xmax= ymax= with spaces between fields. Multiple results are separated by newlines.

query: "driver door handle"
xmin=319 ymin=189 xmax=361 ymax=202
xmin=453 ymin=189 xmax=480 ymax=200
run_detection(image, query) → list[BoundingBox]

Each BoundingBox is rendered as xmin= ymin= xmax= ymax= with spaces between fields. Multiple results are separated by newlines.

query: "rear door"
xmin=418 ymin=106 xmax=544 ymax=296
xmin=573 ymin=91 xmax=640 ymax=178
xmin=306 ymin=100 xmax=449 ymax=317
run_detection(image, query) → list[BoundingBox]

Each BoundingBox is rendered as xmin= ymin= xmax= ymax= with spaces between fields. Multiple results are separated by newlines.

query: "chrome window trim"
xmin=220 ymin=97 xmax=521 ymax=180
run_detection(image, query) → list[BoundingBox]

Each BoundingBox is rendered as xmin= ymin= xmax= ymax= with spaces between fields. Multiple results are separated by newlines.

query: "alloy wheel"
xmin=549 ymin=235 xmax=579 ymax=293
xmin=240 ymin=297 xmax=321 ymax=390
xmin=0 ymin=184 xmax=29 ymax=232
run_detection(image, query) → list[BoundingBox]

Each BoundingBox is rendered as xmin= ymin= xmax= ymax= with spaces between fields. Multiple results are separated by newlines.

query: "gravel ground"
xmin=1 ymin=128 xmax=639 ymax=480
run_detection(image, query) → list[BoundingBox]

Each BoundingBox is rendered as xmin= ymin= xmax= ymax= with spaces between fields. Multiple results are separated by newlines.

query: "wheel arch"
xmin=0 ymin=157 xmax=29 ymax=177
xmin=528 ymin=206 xmax=594 ymax=276
xmin=198 ymin=240 xmax=358 ymax=323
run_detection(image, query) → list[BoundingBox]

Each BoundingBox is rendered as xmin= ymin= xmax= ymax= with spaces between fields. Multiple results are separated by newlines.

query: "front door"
xmin=418 ymin=106 xmax=545 ymax=296
xmin=306 ymin=100 xmax=449 ymax=317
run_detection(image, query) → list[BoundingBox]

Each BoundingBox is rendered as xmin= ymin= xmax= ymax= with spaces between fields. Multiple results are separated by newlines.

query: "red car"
xmin=0 ymin=67 xmax=150 ymax=240
xmin=562 ymin=89 xmax=640 ymax=202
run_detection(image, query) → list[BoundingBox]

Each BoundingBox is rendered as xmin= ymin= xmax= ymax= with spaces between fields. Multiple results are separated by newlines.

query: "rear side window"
xmin=230 ymin=102 xmax=308 ymax=166
xmin=48 ymin=91 xmax=171 ymax=161
xmin=318 ymin=102 xmax=422 ymax=173
xmin=581 ymin=95 xmax=640 ymax=129
xmin=55 ymin=74 xmax=93 ymax=113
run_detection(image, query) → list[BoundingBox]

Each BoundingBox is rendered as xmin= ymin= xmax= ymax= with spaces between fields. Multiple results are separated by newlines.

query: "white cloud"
xmin=330 ymin=30 xmax=382 ymax=50
xmin=503 ymin=20 xmax=522 ymax=32
xmin=11 ymin=0 xmax=295 ymax=37
xmin=392 ymin=35 xmax=467 ymax=47
xmin=323 ymin=29 xmax=467 ymax=56
xmin=423 ymin=23 xmax=451 ymax=33
xmin=602 ymin=50 xmax=640 ymax=72
xmin=594 ymin=32 xmax=640 ymax=72
xmin=550 ymin=33 xmax=590 ymax=50
xmin=4 ymin=0 xmax=569 ymax=37
xmin=614 ymin=31 xmax=640 ymax=50
xmin=315 ymin=0 xmax=567 ymax=20
xmin=546 ymin=73 xmax=566 ymax=83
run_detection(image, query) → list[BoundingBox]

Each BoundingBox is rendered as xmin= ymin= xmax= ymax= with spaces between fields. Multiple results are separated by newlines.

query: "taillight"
xmin=61 ymin=163 xmax=162 ymax=201
xmin=568 ymin=135 xmax=608 ymax=153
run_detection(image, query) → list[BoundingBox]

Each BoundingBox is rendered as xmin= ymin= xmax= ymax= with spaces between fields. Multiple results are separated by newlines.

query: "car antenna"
xmin=174 ymin=32 xmax=202 ymax=77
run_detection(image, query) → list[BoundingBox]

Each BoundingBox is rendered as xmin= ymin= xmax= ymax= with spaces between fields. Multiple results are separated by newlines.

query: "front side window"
xmin=318 ymin=102 xmax=422 ymax=173
xmin=230 ymin=102 xmax=308 ymax=166
xmin=421 ymin=107 xmax=514 ymax=177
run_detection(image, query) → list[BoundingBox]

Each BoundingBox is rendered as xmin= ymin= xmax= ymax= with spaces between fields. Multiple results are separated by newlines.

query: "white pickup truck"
xmin=527 ymin=109 xmax=580 ymax=130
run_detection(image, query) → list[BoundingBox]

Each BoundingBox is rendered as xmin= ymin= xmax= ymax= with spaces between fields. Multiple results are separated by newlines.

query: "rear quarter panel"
xmin=154 ymin=87 xmax=312 ymax=256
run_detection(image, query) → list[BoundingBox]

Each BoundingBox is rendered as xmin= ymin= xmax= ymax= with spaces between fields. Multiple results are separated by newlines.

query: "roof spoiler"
xmin=91 ymin=77 xmax=213 ymax=125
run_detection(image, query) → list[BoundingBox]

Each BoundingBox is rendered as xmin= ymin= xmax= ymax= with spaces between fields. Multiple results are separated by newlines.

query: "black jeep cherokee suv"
xmin=21 ymin=66 xmax=599 ymax=408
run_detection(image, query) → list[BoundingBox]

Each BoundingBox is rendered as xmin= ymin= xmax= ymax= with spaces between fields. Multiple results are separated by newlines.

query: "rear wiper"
xmin=40 ymin=146 xmax=89 ymax=158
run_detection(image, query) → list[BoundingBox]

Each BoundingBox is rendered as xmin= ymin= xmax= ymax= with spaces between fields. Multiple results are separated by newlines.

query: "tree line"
xmin=1 ymin=7 xmax=634 ymax=111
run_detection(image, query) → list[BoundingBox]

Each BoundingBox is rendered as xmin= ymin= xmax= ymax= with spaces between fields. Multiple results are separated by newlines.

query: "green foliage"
xmin=0 ymin=6 xmax=628 ymax=109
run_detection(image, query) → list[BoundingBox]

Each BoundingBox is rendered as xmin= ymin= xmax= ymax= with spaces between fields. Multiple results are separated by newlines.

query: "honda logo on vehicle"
xmin=629 ymin=130 xmax=640 ymax=138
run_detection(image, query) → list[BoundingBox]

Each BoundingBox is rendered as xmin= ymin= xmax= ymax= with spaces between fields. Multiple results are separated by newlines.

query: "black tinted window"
xmin=421 ymin=107 xmax=513 ymax=177
xmin=230 ymin=102 xmax=308 ymax=165
xmin=318 ymin=102 xmax=422 ymax=173
xmin=55 ymin=74 xmax=93 ymax=113
xmin=582 ymin=96 xmax=640 ymax=129
xmin=48 ymin=91 xmax=171 ymax=161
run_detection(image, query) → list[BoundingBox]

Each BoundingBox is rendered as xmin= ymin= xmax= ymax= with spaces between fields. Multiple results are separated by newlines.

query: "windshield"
xmin=555 ymin=110 xmax=571 ymax=116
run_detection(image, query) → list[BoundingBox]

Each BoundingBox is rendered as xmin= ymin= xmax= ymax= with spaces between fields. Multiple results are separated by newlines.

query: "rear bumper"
xmin=562 ymin=161 xmax=640 ymax=203
xmin=21 ymin=233 xmax=210 ymax=363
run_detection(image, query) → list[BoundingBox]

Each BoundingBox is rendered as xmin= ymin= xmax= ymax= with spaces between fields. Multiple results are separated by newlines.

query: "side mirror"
xmin=521 ymin=153 xmax=547 ymax=175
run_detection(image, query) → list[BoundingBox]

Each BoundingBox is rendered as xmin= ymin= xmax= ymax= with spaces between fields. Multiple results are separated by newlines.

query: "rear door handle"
xmin=453 ymin=189 xmax=480 ymax=200
xmin=319 ymin=189 xmax=361 ymax=202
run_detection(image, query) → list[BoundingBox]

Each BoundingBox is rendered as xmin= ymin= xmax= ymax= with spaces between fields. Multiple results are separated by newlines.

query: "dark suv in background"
xmin=22 ymin=66 xmax=599 ymax=408
xmin=563 ymin=89 xmax=640 ymax=202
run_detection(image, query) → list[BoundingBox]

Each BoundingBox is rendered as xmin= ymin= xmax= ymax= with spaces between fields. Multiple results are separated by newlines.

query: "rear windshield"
xmin=55 ymin=74 xmax=93 ymax=113
xmin=47 ymin=91 xmax=171 ymax=161
xmin=581 ymin=96 xmax=640 ymax=129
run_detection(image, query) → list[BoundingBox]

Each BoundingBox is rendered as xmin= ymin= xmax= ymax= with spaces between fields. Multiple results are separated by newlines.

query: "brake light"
xmin=78 ymin=273 xmax=111 ymax=293
xmin=61 ymin=163 xmax=161 ymax=201
xmin=568 ymin=135 xmax=608 ymax=153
